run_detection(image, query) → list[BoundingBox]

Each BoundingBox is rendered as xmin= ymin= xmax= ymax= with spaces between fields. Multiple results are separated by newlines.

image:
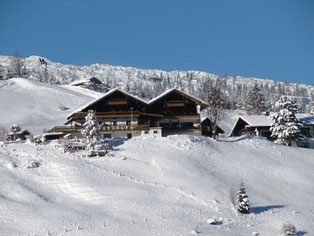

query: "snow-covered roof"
xmin=229 ymin=115 xmax=273 ymax=136
xmin=69 ymin=77 xmax=102 ymax=86
xmin=43 ymin=132 xmax=64 ymax=136
xmin=67 ymin=88 xmax=208 ymax=119
xmin=67 ymin=88 xmax=148 ymax=119
xmin=296 ymin=113 xmax=314 ymax=125
xmin=240 ymin=115 xmax=274 ymax=127
xmin=230 ymin=113 xmax=314 ymax=136
xmin=69 ymin=79 xmax=91 ymax=86
xmin=201 ymin=116 xmax=207 ymax=122
xmin=148 ymin=88 xmax=207 ymax=107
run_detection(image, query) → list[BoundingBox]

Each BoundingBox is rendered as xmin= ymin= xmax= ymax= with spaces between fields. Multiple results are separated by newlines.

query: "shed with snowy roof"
xmin=230 ymin=114 xmax=314 ymax=148
xmin=230 ymin=115 xmax=274 ymax=139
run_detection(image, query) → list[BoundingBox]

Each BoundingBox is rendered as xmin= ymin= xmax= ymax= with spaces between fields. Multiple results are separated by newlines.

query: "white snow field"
xmin=1 ymin=77 xmax=314 ymax=235
xmin=0 ymin=78 xmax=100 ymax=134
xmin=0 ymin=135 xmax=313 ymax=235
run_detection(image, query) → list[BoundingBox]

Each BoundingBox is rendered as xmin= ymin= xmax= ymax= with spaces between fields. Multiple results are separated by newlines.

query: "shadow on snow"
xmin=251 ymin=205 xmax=285 ymax=214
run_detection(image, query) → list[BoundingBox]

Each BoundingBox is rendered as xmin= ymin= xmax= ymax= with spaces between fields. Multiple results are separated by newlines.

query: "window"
xmin=181 ymin=122 xmax=193 ymax=128
xmin=145 ymin=131 xmax=149 ymax=134
xmin=103 ymin=134 xmax=112 ymax=139
xmin=154 ymin=130 xmax=158 ymax=134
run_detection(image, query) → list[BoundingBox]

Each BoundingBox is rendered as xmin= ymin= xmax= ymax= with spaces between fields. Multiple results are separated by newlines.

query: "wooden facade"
xmin=146 ymin=89 xmax=206 ymax=135
xmin=47 ymin=88 xmax=208 ymax=139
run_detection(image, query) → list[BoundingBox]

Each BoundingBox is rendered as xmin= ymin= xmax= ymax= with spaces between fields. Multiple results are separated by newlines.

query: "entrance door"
xmin=127 ymin=133 xmax=132 ymax=139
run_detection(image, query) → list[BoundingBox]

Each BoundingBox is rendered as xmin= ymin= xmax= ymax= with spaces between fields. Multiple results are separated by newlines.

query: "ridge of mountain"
xmin=0 ymin=55 xmax=313 ymax=112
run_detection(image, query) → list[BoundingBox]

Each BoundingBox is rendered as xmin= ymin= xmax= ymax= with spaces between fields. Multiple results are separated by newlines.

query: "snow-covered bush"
xmin=57 ymin=136 xmax=71 ymax=153
xmin=25 ymin=159 xmax=41 ymax=169
xmin=280 ymin=223 xmax=297 ymax=236
xmin=58 ymin=104 xmax=69 ymax=111
xmin=269 ymin=96 xmax=304 ymax=146
xmin=27 ymin=134 xmax=42 ymax=144
xmin=57 ymin=135 xmax=84 ymax=153
xmin=10 ymin=124 xmax=22 ymax=134
xmin=207 ymin=218 xmax=218 ymax=225
xmin=237 ymin=182 xmax=251 ymax=214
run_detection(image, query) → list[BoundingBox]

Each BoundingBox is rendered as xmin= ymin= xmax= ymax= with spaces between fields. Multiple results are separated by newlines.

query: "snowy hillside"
xmin=1 ymin=135 xmax=313 ymax=235
xmin=1 ymin=55 xmax=313 ymax=111
xmin=0 ymin=78 xmax=101 ymax=134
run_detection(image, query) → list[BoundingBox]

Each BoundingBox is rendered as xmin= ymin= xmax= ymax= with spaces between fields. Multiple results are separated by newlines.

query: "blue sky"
xmin=1 ymin=0 xmax=313 ymax=85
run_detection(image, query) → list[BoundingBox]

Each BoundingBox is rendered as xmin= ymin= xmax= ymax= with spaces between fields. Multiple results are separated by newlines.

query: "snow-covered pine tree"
xmin=81 ymin=110 xmax=101 ymax=151
xmin=244 ymin=84 xmax=267 ymax=115
xmin=269 ymin=95 xmax=304 ymax=146
xmin=10 ymin=124 xmax=22 ymax=134
xmin=237 ymin=182 xmax=251 ymax=214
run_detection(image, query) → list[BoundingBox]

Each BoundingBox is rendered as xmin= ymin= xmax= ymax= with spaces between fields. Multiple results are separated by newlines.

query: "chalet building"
xmin=45 ymin=88 xmax=208 ymax=140
xmin=230 ymin=114 xmax=314 ymax=148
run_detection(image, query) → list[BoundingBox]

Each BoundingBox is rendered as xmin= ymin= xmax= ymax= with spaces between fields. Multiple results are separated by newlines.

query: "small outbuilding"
xmin=229 ymin=115 xmax=273 ymax=139
xmin=201 ymin=118 xmax=225 ymax=137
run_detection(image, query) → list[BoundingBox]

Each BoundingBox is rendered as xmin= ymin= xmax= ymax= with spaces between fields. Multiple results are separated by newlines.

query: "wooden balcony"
xmin=70 ymin=111 xmax=140 ymax=120
xmin=163 ymin=114 xmax=200 ymax=119
xmin=100 ymin=124 xmax=150 ymax=131
xmin=48 ymin=124 xmax=150 ymax=133
xmin=162 ymin=128 xmax=201 ymax=132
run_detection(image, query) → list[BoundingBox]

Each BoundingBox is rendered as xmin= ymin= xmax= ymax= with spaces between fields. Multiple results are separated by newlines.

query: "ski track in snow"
xmin=40 ymin=162 xmax=107 ymax=205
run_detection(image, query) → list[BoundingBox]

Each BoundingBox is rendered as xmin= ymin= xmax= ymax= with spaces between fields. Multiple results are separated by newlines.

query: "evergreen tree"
xmin=269 ymin=95 xmax=304 ymax=146
xmin=81 ymin=110 xmax=101 ymax=151
xmin=245 ymin=85 xmax=267 ymax=115
xmin=237 ymin=182 xmax=251 ymax=214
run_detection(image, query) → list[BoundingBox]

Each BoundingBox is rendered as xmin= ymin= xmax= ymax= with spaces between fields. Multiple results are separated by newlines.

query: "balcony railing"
xmin=49 ymin=124 xmax=150 ymax=133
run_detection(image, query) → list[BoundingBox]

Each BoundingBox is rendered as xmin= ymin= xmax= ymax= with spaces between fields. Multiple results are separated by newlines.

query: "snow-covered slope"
xmin=0 ymin=135 xmax=313 ymax=235
xmin=1 ymin=55 xmax=313 ymax=111
xmin=0 ymin=78 xmax=101 ymax=134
